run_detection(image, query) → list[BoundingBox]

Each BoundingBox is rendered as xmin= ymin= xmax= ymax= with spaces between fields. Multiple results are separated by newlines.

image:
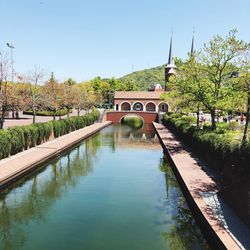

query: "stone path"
xmin=2 ymin=109 xmax=105 ymax=129
xmin=0 ymin=121 xmax=111 ymax=190
xmin=153 ymin=122 xmax=250 ymax=250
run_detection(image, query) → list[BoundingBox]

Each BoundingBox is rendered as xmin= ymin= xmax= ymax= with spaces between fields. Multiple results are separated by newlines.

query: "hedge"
xmin=0 ymin=109 xmax=100 ymax=160
xmin=163 ymin=113 xmax=250 ymax=183
xmin=23 ymin=109 xmax=72 ymax=117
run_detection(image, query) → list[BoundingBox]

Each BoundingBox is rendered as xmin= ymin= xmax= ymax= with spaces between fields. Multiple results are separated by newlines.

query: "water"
xmin=0 ymin=124 xmax=208 ymax=250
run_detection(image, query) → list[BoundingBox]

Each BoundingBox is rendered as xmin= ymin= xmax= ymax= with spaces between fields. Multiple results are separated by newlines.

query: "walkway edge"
xmin=153 ymin=122 xmax=243 ymax=250
xmin=0 ymin=121 xmax=112 ymax=190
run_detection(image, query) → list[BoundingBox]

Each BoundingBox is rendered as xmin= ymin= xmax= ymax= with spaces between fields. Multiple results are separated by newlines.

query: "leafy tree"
xmin=42 ymin=72 xmax=62 ymax=120
xmin=28 ymin=65 xmax=46 ymax=123
xmin=197 ymin=30 xmax=249 ymax=129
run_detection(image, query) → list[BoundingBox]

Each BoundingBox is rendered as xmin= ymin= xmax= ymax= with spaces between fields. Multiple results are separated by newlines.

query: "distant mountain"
xmin=118 ymin=65 xmax=165 ymax=91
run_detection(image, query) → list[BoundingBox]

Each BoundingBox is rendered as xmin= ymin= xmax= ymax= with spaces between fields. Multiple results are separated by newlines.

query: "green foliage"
xmin=122 ymin=116 xmax=143 ymax=129
xmin=0 ymin=130 xmax=11 ymax=159
xmin=163 ymin=114 xmax=250 ymax=179
xmin=8 ymin=127 xmax=25 ymax=155
xmin=0 ymin=109 xmax=100 ymax=160
xmin=118 ymin=65 xmax=165 ymax=91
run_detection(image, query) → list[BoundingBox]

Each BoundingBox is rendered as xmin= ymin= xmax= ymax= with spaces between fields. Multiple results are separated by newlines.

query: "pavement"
xmin=0 ymin=121 xmax=112 ymax=190
xmin=2 ymin=109 xmax=88 ymax=129
xmin=153 ymin=122 xmax=250 ymax=250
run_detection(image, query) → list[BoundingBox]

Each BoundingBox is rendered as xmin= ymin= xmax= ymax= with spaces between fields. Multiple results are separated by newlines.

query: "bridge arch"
xmin=145 ymin=101 xmax=156 ymax=112
xmin=119 ymin=114 xmax=145 ymax=124
xmin=120 ymin=101 xmax=131 ymax=111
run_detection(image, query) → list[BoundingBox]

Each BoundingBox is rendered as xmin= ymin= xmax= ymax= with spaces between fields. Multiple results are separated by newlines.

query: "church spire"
xmin=191 ymin=29 xmax=195 ymax=57
xmin=168 ymin=36 xmax=173 ymax=65
xmin=165 ymin=34 xmax=177 ymax=90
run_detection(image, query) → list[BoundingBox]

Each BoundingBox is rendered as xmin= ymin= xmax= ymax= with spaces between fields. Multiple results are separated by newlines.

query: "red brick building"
xmin=113 ymin=86 xmax=168 ymax=113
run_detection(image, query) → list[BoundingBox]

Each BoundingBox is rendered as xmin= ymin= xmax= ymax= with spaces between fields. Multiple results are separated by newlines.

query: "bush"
xmin=0 ymin=130 xmax=11 ymax=159
xmin=8 ymin=127 xmax=25 ymax=155
xmin=0 ymin=109 xmax=100 ymax=160
xmin=162 ymin=113 xmax=250 ymax=181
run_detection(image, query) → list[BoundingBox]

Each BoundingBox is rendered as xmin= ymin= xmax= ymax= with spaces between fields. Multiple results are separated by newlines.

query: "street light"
xmin=6 ymin=43 xmax=15 ymax=84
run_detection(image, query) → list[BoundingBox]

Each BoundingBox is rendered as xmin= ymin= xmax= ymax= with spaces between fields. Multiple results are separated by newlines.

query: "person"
xmin=235 ymin=115 xmax=239 ymax=122
xmin=240 ymin=114 xmax=245 ymax=124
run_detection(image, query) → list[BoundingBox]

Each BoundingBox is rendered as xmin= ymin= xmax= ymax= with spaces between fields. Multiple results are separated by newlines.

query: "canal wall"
xmin=0 ymin=121 xmax=112 ymax=190
xmin=153 ymin=122 xmax=247 ymax=250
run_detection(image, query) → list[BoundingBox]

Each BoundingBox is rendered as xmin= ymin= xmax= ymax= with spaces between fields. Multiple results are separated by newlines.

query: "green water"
xmin=0 ymin=124 xmax=208 ymax=250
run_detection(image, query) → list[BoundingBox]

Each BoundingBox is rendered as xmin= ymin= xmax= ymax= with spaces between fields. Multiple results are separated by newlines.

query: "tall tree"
xmin=28 ymin=65 xmax=45 ymax=123
xmin=198 ymin=29 xmax=249 ymax=129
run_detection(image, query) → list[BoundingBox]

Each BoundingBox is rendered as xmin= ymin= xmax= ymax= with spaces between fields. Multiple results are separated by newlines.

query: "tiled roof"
xmin=114 ymin=91 xmax=164 ymax=100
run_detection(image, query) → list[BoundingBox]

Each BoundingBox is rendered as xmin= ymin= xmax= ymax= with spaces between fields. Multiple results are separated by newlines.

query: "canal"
xmin=0 ymin=124 xmax=208 ymax=250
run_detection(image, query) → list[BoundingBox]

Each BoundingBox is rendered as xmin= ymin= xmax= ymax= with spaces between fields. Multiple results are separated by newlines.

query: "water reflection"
xmin=0 ymin=135 xmax=101 ymax=250
xmin=159 ymin=158 xmax=209 ymax=250
xmin=0 ymin=125 xmax=208 ymax=250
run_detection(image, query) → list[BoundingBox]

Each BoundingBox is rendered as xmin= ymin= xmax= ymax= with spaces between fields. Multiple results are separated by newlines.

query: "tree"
xmin=0 ymin=51 xmax=10 ymax=128
xmin=28 ymin=65 xmax=45 ymax=123
xmin=61 ymin=78 xmax=77 ymax=118
xmin=238 ymin=53 xmax=250 ymax=142
xmin=197 ymin=30 xmax=250 ymax=129
xmin=42 ymin=72 xmax=62 ymax=120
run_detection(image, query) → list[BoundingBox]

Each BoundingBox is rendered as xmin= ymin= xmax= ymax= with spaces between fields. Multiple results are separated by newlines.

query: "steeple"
xmin=165 ymin=35 xmax=177 ymax=90
xmin=191 ymin=29 xmax=195 ymax=57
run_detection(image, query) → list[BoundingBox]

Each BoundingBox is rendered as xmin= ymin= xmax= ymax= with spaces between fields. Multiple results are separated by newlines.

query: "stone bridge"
xmin=106 ymin=111 xmax=158 ymax=124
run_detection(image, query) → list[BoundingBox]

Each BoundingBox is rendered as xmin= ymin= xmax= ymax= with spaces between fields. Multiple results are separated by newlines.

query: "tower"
xmin=190 ymin=29 xmax=195 ymax=57
xmin=165 ymin=36 xmax=177 ymax=91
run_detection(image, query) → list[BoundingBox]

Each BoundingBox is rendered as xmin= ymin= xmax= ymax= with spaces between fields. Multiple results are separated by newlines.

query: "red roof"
xmin=114 ymin=91 xmax=164 ymax=100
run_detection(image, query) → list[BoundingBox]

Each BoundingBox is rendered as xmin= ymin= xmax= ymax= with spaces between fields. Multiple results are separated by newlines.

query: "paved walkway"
xmin=153 ymin=122 xmax=250 ymax=250
xmin=2 ymin=109 xmax=105 ymax=129
xmin=0 ymin=121 xmax=111 ymax=189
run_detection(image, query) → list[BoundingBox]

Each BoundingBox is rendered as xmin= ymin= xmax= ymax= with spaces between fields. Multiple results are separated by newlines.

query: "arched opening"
xmin=132 ymin=102 xmax=143 ymax=111
xmin=146 ymin=102 xmax=156 ymax=112
xmin=120 ymin=114 xmax=144 ymax=129
xmin=121 ymin=102 xmax=131 ymax=111
xmin=158 ymin=103 xmax=168 ymax=112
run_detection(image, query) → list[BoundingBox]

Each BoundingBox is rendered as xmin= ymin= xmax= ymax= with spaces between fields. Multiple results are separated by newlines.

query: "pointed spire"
xmin=191 ymin=28 xmax=195 ymax=57
xmin=168 ymin=36 xmax=173 ymax=65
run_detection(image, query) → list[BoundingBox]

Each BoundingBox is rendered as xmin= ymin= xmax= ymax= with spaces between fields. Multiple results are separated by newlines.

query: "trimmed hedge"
xmin=163 ymin=113 xmax=250 ymax=183
xmin=23 ymin=109 xmax=72 ymax=117
xmin=0 ymin=109 xmax=100 ymax=160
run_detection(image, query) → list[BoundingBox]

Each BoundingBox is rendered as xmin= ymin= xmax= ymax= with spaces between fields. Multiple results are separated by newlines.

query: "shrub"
xmin=0 ymin=130 xmax=11 ymax=159
xmin=0 ymin=109 xmax=100 ymax=160
xmin=8 ymin=127 xmax=25 ymax=155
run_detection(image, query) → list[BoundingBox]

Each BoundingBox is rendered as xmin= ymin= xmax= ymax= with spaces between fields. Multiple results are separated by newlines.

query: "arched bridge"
xmin=106 ymin=111 xmax=158 ymax=124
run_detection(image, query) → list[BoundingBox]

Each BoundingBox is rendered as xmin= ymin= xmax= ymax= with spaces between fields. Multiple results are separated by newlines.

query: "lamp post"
xmin=6 ymin=43 xmax=15 ymax=84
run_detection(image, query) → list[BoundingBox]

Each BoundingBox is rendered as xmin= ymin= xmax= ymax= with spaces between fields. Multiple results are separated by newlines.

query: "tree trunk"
xmin=53 ymin=109 xmax=56 ymax=121
xmin=15 ymin=110 xmax=19 ymax=119
xmin=67 ymin=108 xmax=70 ymax=118
xmin=196 ymin=105 xmax=200 ymax=127
xmin=12 ymin=108 xmax=15 ymax=119
xmin=77 ymin=108 xmax=80 ymax=116
xmin=211 ymin=109 xmax=216 ymax=130
xmin=32 ymin=106 xmax=36 ymax=124
xmin=242 ymin=88 xmax=250 ymax=142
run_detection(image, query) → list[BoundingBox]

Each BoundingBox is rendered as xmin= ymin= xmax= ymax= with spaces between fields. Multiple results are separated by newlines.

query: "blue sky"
xmin=0 ymin=0 xmax=249 ymax=82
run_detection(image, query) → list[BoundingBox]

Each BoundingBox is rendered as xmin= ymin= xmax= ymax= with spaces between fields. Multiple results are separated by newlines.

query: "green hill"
xmin=118 ymin=65 xmax=165 ymax=90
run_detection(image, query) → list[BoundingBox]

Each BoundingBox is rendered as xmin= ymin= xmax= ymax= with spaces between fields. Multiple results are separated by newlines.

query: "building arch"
xmin=158 ymin=102 xmax=168 ymax=112
xmin=132 ymin=101 xmax=144 ymax=111
xmin=120 ymin=101 xmax=131 ymax=111
xmin=145 ymin=101 xmax=156 ymax=112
